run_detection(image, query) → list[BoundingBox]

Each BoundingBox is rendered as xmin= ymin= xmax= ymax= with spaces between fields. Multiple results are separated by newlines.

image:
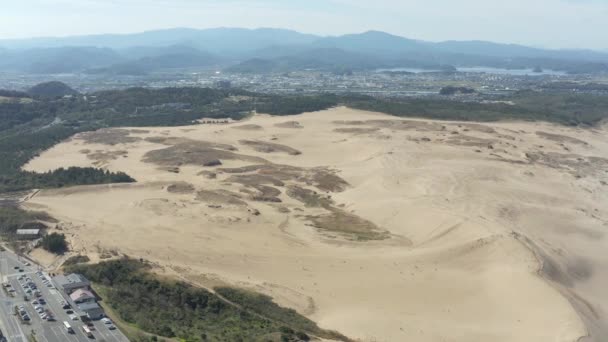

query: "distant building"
xmin=77 ymin=302 xmax=105 ymax=320
xmin=70 ymin=289 xmax=96 ymax=304
xmin=16 ymin=229 xmax=41 ymax=239
xmin=54 ymin=273 xmax=91 ymax=294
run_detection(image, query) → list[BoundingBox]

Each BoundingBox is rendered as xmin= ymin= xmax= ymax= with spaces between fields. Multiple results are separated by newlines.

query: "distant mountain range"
xmin=0 ymin=28 xmax=607 ymax=75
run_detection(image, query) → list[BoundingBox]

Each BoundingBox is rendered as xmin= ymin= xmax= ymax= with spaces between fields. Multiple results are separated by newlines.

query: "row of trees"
xmin=0 ymin=167 xmax=135 ymax=193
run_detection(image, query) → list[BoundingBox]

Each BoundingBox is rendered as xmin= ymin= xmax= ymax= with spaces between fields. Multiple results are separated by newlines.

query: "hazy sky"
xmin=1 ymin=0 xmax=607 ymax=49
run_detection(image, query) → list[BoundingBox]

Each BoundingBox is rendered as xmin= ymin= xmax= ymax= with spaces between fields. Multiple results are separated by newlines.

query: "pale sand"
xmin=22 ymin=107 xmax=608 ymax=341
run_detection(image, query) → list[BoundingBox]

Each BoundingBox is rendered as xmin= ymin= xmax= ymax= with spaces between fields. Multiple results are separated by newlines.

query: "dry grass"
xmin=143 ymin=141 xmax=267 ymax=168
xmin=195 ymin=189 xmax=247 ymax=206
xmin=536 ymin=131 xmax=589 ymax=146
xmin=78 ymin=129 xmax=141 ymax=145
xmin=239 ymin=140 xmax=302 ymax=155
xmin=166 ymin=182 xmax=195 ymax=194
xmin=334 ymin=127 xmax=380 ymax=134
xmin=306 ymin=208 xmax=389 ymax=241
xmin=232 ymin=124 xmax=264 ymax=131
xmin=275 ymin=121 xmax=303 ymax=129
xmin=287 ymin=185 xmax=333 ymax=208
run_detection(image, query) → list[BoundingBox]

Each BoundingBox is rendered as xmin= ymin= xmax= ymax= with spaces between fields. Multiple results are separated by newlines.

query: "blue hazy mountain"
xmin=0 ymin=28 xmax=606 ymax=74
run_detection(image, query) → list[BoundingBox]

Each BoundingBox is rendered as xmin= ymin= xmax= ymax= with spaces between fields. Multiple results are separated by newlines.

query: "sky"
xmin=0 ymin=0 xmax=607 ymax=50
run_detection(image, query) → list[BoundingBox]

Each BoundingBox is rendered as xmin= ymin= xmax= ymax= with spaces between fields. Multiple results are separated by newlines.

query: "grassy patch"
xmin=215 ymin=287 xmax=348 ymax=341
xmin=62 ymin=254 xmax=91 ymax=266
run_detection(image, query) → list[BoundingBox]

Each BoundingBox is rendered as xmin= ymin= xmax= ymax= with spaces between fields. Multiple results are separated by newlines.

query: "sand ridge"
xmin=22 ymin=107 xmax=608 ymax=342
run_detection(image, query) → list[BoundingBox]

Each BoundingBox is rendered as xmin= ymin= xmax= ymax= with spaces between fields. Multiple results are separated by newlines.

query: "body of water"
xmin=457 ymin=67 xmax=566 ymax=76
xmin=377 ymin=67 xmax=567 ymax=76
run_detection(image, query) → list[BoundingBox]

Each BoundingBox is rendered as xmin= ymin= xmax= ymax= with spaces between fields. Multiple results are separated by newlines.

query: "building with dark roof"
xmin=54 ymin=273 xmax=91 ymax=294
xmin=77 ymin=302 xmax=105 ymax=320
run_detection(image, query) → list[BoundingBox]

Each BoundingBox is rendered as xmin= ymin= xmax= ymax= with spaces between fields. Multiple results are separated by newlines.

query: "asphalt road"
xmin=0 ymin=250 xmax=130 ymax=342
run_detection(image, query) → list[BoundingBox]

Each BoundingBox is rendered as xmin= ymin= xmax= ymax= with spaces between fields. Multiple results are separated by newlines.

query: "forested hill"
xmin=27 ymin=81 xmax=78 ymax=98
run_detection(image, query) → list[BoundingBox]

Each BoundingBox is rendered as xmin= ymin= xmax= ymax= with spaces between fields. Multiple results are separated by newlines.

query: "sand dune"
xmin=23 ymin=107 xmax=608 ymax=341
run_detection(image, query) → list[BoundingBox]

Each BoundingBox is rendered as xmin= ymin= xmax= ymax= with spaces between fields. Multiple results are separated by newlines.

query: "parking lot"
xmin=0 ymin=250 xmax=130 ymax=342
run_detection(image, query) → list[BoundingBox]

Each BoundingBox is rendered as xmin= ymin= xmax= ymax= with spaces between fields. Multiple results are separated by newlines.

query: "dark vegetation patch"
xmin=311 ymin=169 xmax=349 ymax=192
xmin=142 ymin=141 xmax=267 ymax=168
xmin=445 ymin=135 xmax=498 ymax=148
xmin=536 ymin=131 xmax=589 ymax=146
xmin=525 ymin=152 xmax=608 ymax=177
xmin=195 ymin=190 xmax=247 ymax=207
xmin=226 ymin=174 xmax=286 ymax=187
xmin=0 ymin=167 xmax=135 ymax=193
xmin=145 ymin=137 xmax=237 ymax=151
xmin=274 ymin=121 xmax=303 ymax=129
xmin=86 ymin=150 xmax=128 ymax=164
xmin=286 ymin=186 xmax=333 ymax=208
xmin=78 ymin=129 xmax=141 ymax=145
xmin=41 ymin=232 xmax=68 ymax=254
xmin=248 ymin=185 xmax=282 ymax=203
xmin=305 ymin=208 xmax=390 ymax=241
xmin=459 ymin=123 xmax=496 ymax=134
xmin=66 ymin=258 xmax=349 ymax=342
xmin=256 ymin=94 xmax=339 ymax=115
xmin=239 ymin=140 xmax=302 ymax=155
xmin=215 ymin=287 xmax=349 ymax=341
xmin=166 ymin=182 xmax=195 ymax=194
xmin=346 ymin=91 xmax=608 ymax=126
xmin=63 ymin=254 xmax=91 ymax=266
xmin=232 ymin=124 xmax=264 ymax=131
xmin=221 ymin=164 xmax=348 ymax=194
xmin=365 ymin=119 xmax=446 ymax=132
xmin=333 ymin=127 xmax=379 ymax=134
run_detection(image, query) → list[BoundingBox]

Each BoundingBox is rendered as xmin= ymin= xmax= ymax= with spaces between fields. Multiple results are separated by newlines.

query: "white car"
xmin=101 ymin=318 xmax=112 ymax=325
xmin=69 ymin=314 xmax=79 ymax=321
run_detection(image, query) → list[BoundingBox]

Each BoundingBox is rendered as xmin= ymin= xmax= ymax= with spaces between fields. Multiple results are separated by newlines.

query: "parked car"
xmin=66 ymin=309 xmax=74 ymax=314
xmin=108 ymin=325 xmax=116 ymax=330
